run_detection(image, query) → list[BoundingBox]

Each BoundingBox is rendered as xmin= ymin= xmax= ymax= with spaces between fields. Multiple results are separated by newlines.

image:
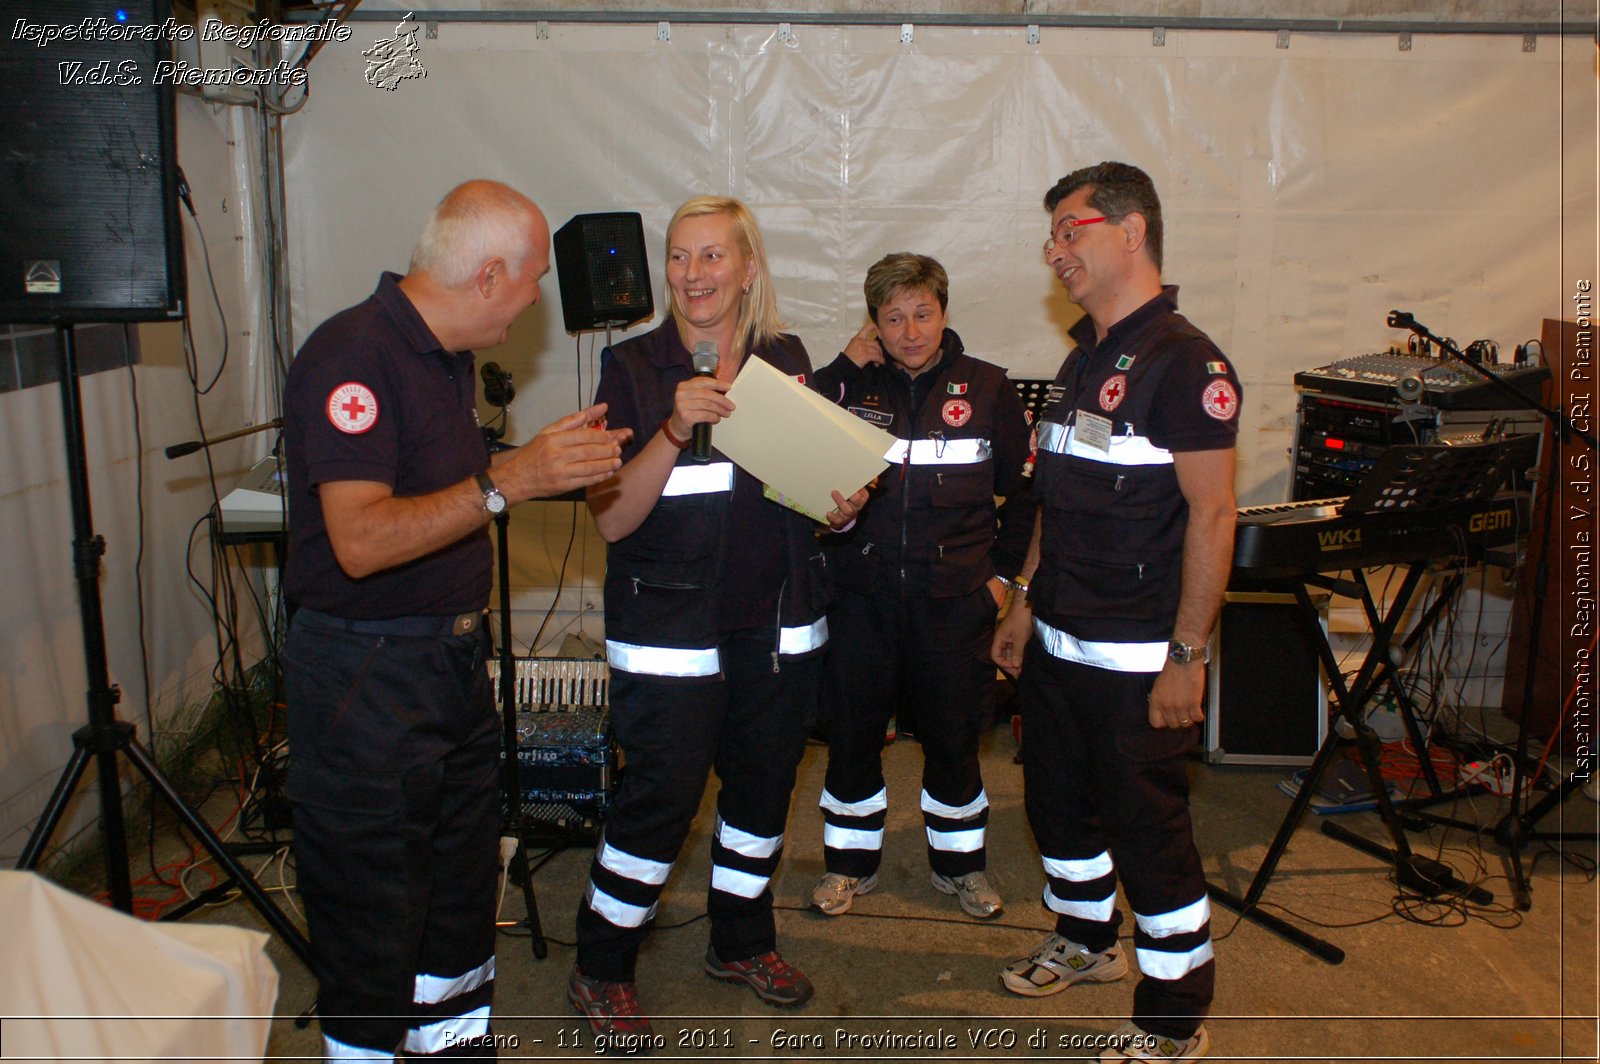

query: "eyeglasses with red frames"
xmin=1042 ymin=216 xmax=1108 ymax=258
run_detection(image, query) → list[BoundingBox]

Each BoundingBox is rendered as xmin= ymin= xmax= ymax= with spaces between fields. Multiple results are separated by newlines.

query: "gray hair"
xmin=409 ymin=181 xmax=542 ymax=288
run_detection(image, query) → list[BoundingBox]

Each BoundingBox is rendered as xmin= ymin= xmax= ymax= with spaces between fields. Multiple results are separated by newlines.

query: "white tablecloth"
xmin=0 ymin=869 xmax=279 ymax=1062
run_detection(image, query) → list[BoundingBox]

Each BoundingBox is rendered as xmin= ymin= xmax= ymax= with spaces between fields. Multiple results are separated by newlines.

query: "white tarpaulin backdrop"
xmin=284 ymin=21 xmax=1595 ymax=675
xmin=3 ymin=19 xmax=1593 ymax=863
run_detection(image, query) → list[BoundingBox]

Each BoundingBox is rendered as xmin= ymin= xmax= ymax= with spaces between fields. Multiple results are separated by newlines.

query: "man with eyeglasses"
xmin=992 ymin=161 xmax=1240 ymax=1063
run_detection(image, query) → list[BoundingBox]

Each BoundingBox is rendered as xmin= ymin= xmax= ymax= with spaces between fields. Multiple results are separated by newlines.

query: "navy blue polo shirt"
xmin=284 ymin=273 xmax=492 ymax=618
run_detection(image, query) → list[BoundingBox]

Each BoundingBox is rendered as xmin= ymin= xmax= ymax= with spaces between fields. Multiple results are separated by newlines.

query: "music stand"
xmin=1208 ymin=437 xmax=1533 ymax=963
xmin=18 ymin=325 xmax=311 ymax=968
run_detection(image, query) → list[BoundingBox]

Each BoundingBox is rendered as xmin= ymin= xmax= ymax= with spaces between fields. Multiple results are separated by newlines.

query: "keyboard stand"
xmin=1207 ymin=563 xmax=1492 ymax=965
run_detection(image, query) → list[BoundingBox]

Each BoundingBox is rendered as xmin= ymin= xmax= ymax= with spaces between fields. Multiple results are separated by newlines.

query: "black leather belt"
xmin=296 ymin=607 xmax=487 ymax=638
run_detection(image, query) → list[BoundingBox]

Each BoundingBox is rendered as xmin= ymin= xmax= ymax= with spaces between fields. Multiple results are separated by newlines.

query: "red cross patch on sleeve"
xmin=327 ymin=382 xmax=380 ymax=434
xmin=1201 ymin=379 xmax=1238 ymax=421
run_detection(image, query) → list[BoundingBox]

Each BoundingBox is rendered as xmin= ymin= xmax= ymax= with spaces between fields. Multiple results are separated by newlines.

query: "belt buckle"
xmin=452 ymin=612 xmax=479 ymax=637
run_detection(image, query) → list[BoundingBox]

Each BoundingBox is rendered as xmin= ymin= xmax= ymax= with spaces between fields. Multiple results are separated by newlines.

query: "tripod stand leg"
xmin=121 ymin=737 xmax=313 ymax=967
xmin=1205 ymin=883 xmax=1344 ymax=963
xmin=507 ymin=830 xmax=549 ymax=959
xmin=1493 ymin=776 xmax=1588 ymax=911
xmin=17 ymin=741 xmax=95 ymax=872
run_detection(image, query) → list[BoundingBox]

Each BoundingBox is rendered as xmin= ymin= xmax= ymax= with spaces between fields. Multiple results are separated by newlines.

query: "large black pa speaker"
xmin=0 ymin=0 xmax=185 ymax=324
xmin=553 ymin=212 xmax=652 ymax=333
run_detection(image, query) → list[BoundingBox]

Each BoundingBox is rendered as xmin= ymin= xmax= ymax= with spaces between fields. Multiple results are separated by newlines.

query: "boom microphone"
xmin=690 ymin=341 xmax=719 ymax=463
xmin=481 ymin=361 xmax=514 ymax=406
xmin=1386 ymin=309 xmax=1417 ymax=331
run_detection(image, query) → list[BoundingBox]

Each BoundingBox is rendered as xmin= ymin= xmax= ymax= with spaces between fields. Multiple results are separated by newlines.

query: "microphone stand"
xmin=483 ymin=393 xmax=549 ymax=959
xmin=164 ymin=418 xmax=282 ymax=460
xmin=1387 ymin=311 xmax=1596 ymax=910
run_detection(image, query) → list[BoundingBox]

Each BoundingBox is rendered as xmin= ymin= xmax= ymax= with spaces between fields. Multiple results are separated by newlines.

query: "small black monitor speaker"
xmin=553 ymin=212 xmax=652 ymax=333
xmin=1204 ymin=591 xmax=1328 ymax=766
xmin=0 ymin=0 xmax=185 ymax=324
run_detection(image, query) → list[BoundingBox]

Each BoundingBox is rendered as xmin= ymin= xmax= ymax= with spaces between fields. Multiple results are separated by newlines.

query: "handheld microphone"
xmin=481 ymin=361 xmax=514 ymax=406
xmin=690 ymin=341 xmax=719 ymax=463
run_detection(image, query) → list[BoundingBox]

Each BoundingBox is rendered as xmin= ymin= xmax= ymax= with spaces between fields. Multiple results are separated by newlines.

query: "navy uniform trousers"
xmin=1017 ymin=634 xmax=1214 ymax=1041
xmin=576 ymin=633 xmax=821 ymax=982
xmin=818 ymin=584 xmax=996 ymax=879
xmin=286 ymin=609 xmax=501 ymax=1060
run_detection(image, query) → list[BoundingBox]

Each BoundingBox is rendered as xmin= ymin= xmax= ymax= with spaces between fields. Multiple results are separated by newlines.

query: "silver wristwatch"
xmin=475 ymin=471 xmax=506 ymax=515
xmin=1167 ymin=640 xmax=1209 ymax=665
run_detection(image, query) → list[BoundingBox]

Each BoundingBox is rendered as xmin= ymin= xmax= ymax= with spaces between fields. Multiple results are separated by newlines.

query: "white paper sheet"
xmin=716 ymin=356 xmax=894 ymax=522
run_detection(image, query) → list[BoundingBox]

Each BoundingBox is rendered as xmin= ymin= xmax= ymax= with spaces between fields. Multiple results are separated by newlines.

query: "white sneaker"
xmin=1000 ymin=932 xmax=1128 ymax=996
xmin=1099 ymin=1021 xmax=1210 ymax=1062
xmin=930 ymin=870 xmax=1003 ymax=918
xmin=811 ymin=871 xmax=877 ymax=916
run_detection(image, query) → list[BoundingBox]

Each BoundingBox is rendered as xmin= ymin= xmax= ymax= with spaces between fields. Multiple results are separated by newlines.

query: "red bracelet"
xmin=661 ymin=418 xmax=691 ymax=450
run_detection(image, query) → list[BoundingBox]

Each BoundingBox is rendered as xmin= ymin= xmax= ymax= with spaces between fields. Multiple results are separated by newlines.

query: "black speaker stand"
xmin=18 ymin=325 xmax=310 ymax=969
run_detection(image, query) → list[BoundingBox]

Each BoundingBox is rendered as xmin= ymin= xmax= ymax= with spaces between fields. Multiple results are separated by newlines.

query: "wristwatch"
xmin=1167 ymin=640 xmax=1209 ymax=665
xmin=475 ymin=471 xmax=507 ymax=515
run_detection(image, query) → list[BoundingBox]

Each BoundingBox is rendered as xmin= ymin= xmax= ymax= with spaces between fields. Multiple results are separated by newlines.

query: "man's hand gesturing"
xmin=497 ymin=403 xmax=632 ymax=501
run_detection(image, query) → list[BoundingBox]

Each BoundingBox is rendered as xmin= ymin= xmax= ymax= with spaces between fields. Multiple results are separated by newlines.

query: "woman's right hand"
xmin=668 ymin=374 xmax=735 ymax=441
xmin=843 ymin=321 xmax=885 ymax=369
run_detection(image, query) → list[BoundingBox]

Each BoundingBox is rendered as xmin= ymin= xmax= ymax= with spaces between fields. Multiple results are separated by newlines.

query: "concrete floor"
xmin=237 ymin=719 xmax=1599 ymax=1063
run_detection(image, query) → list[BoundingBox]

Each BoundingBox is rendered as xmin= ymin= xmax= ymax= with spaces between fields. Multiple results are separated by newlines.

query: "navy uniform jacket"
xmin=813 ymin=328 xmax=1035 ymax=598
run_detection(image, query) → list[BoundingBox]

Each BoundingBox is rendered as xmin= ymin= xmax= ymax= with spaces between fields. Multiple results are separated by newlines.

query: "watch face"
xmin=476 ymin=471 xmax=506 ymax=514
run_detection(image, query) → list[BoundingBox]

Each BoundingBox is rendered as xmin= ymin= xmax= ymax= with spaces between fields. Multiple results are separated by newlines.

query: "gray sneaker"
xmin=1099 ymin=1021 xmax=1210 ymax=1061
xmin=811 ymin=871 xmax=877 ymax=916
xmin=1000 ymin=932 xmax=1129 ymax=996
xmin=930 ymin=870 xmax=1004 ymax=918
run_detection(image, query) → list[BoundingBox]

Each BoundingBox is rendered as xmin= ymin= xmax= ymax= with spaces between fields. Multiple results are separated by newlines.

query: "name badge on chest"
xmin=848 ymin=406 xmax=894 ymax=428
xmin=1074 ymin=410 xmax=1114 ymax=453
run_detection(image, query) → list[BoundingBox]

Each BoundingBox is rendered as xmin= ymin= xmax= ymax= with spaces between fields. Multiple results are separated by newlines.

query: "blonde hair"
xmin=410 ymin=180 xmax=543 ymax=289
xmin=665 ymin=196 xmax=785 ymax=354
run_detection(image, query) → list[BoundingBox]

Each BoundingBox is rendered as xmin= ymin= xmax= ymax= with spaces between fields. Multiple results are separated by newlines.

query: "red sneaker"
xmin=703 ymin=947 xmax=815 ymax=1006
xmin=567 ymin=967 xmax=653 ymax=1044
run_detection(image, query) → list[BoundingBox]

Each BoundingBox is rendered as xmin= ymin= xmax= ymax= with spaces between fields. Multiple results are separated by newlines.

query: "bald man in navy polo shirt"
xmin=283 ymin=180 xmax=629 ymax=1061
